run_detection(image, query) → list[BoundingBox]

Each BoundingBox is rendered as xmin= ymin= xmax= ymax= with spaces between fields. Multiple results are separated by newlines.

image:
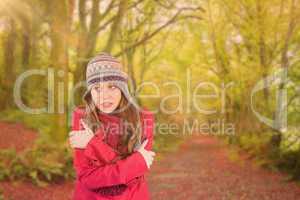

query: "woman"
xmin=69 ymin=52 xmax=155 ymax=200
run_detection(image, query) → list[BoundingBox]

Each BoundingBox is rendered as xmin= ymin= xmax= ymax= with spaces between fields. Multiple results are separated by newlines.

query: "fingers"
xmin=68 ymin=132 xmax=80 ymax=148
xmin=80 ymin=119 xmax=93 ymax=135
xmin=141 ymin=139 xmax=148 ymax=149
xmin=148 ymin=151 xmax=156 ymax=156
xmin=146 ymin=153 xmax=155 ymax=169
xmin=69 ymin=130 xmax=76 ymax=137
xmin=136 ymin=144 xmax=156 ymax=169
xmin=80 ymin=119 xmax=89 ymax=130
xmin=134 ymin=144 xmax=140 ymax=152
xmin=69 ymin=137 xmax=75 ymax=148
xmin=69 ymin=130 xmax=83 ymax=138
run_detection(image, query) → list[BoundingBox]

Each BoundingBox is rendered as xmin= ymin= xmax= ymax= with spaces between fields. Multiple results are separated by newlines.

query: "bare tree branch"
xmin=114 ymin=6 xmax=204 ymax=57
xmin=79 ymin=0 xmax=87 ymax=32
xmin=100 ymin=0 xmax=118 ymax=19
xmin=96 ymin=15 xmax=117 ymax=33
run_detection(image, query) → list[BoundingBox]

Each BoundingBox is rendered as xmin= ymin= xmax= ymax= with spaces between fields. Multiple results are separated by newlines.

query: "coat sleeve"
xmin=141 ymin=108 xmax=155 ymax=151
xmin=71 ymin=107 xmax=149 ymax=191
xmin=71 ymin=107 xmax=120 ymax=170
xmin=71 ymin=107 xmax=88 ymax=176
xmin=77 ymin=148 xmax=148 ymax=190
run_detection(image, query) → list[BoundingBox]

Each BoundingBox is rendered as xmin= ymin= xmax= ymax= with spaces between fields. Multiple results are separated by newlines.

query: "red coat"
xmin=71 ymin=106 xmax=154 ymax=200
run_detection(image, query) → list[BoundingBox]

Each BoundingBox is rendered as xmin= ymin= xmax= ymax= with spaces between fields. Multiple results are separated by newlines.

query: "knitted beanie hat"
xmin=83 ymin=52 xmax=140 ymax=110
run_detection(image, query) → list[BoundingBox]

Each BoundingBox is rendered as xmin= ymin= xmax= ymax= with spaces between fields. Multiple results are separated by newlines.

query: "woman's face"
xmin=90 ymin=82 xmax=122 ymax=113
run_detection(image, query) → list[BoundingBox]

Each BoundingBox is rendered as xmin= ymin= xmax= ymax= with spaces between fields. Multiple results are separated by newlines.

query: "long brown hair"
xmin=82 ymin=90 xmax=142 ymax=159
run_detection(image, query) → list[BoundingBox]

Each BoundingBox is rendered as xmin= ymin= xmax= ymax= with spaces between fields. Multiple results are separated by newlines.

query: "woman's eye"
xmin=109 ymin=85 xmax=117 ymax=89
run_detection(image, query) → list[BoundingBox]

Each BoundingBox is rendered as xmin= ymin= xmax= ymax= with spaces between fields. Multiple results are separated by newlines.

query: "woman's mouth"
xmin=102 ymin=102 xmax=113 ymax=108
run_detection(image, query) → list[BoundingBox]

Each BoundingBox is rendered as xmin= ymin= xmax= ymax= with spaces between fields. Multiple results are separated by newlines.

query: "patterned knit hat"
xmin=83 ymin=52 xmax=140 ymax=110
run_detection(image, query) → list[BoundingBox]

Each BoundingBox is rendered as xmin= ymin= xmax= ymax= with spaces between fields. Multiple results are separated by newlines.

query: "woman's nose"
xmin=100 ymin=89 xmax=112 ymax=99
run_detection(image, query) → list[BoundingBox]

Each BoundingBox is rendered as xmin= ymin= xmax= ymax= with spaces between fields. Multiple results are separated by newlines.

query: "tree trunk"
xmin=105 ymin=0 xmax=128 ymax=53
xmin=0 ymin=18 xmax=17 ymax=111
xmin=49 ymin=0 xmax=72 ymax=142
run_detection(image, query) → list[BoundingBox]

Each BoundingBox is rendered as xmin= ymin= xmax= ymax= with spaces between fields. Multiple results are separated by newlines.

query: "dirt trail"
xmin=147 ymin=135 xmax=300 ymax=200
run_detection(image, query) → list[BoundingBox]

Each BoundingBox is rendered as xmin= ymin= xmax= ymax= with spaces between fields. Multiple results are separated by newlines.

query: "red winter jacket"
xmin=71 ymin=106 xmax=154 ymax=200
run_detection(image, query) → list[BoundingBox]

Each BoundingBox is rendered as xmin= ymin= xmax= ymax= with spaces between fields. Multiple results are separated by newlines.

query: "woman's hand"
xmin=135 ymin=139 xmax=156 ymax=169
xmin=69 ymin=120 xmax=94 ymax=149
